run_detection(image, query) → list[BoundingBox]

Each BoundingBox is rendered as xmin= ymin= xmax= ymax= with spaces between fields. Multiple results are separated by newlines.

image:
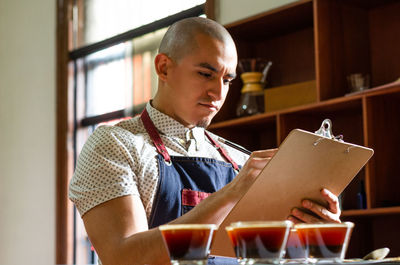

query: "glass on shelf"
xmin=347 ymin=73 xmax=370 ymax=93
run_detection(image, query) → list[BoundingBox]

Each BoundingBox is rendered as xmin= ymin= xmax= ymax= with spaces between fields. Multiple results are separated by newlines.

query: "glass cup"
xmin=228 ymin=220 xmax=293 ymax=265
xmin=284 ymin=228 xmax=307 ymax=263
xmin=159 ymin=224 xmax=218 ymax=265
xmin=295 ymin=222 xmax=354 ymax=263
xmin=225 ymin=225 xmax=242 ymax=263
xmin=347 ymin=73 xmax=370 ymax=92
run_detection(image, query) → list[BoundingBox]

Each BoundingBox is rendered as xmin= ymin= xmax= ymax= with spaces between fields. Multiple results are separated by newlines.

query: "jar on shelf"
xmin=236 ymin=59 xmax=272 ymax=117
xmin=236 ymin=72 xmax=265 ymax=117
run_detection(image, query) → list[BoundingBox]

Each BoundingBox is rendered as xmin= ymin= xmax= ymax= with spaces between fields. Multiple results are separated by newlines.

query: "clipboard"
xmin=211 ymin=119 xmax=374 ymax=257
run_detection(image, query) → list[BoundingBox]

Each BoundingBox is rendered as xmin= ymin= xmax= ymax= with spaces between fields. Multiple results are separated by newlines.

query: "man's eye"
xmin=198 ymin=72 xmax=212 ymax=78
xmin=224 ymin=79 xmax=233 ymax=85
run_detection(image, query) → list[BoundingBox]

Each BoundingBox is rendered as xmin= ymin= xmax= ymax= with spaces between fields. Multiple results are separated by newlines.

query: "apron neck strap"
xmin=204 ymin=131 xmax=239 ymax=171
xmin=140 ymin=108 xmax=171 ymax=163
xmin=140 ymin=108 xmax=239 ymax=170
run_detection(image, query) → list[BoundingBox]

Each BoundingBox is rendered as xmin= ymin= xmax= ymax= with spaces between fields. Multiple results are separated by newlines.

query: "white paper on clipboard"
xmin=211 ymin=126 xmax=374 ymax=257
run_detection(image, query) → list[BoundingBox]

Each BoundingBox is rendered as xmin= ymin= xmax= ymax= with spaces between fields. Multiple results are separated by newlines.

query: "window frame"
xmin=56 ymin=1 xmax=215 ymax=264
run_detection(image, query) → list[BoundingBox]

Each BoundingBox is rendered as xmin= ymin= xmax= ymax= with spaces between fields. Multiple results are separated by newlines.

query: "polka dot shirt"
xmin=69 ymin=102 xmax=249 ymax=220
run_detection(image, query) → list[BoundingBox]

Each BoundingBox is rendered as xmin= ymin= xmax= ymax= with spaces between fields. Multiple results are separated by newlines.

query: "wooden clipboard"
xmin=211 ymin=126 xmax=374 ymax=257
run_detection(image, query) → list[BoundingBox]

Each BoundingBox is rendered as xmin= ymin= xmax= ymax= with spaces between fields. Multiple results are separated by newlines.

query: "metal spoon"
xmin=363 ymin=247 xmax=390 ymax=260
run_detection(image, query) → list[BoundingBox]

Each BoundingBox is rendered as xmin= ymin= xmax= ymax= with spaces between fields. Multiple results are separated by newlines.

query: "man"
xmin=69 ymin=17 xmax=341 ymax=264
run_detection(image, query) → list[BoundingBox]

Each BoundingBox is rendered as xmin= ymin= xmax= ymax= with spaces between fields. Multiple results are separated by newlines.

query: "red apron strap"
xmin=141 ymin=107 xmax=239 ymax=170
xmin=140 ymin=108 xmax=171 ymax=163
xmin=204 ymin=131 xmax=239 ymax=171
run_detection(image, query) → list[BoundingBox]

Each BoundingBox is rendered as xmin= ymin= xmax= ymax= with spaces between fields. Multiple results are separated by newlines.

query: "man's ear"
xmin=154 ymin=53 xmax=171 ymax=82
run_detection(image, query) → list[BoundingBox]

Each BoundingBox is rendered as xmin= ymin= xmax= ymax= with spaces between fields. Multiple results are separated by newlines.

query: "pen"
xmin=218 ymin=137 xmax=252 ymax=155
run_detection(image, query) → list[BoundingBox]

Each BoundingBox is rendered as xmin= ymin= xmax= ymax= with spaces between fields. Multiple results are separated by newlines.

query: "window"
xmin=74 ymin=0 xmax=207 ymax=48
xmin=57 ymin=1 xmax=209 ymax=264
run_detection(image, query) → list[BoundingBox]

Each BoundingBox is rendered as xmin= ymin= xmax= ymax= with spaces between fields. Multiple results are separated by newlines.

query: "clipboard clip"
xmin=314 ymin=119 xmax=344 ymax=143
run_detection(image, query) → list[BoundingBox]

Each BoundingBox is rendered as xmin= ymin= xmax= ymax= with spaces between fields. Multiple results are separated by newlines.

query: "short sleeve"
xmin=69 ymin=125 xmax=140 ymax=216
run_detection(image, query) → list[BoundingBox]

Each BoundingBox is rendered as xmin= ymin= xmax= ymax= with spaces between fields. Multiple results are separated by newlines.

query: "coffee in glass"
xmin=295 ymin=222 xmax=354 ymax=263
xmin=159 ymin=224 xmax=218 ymax=265
xmin=228 ymin=221 xmax=293 ymax=264
xmin=284 ymin=228 xmax=307 ymax=262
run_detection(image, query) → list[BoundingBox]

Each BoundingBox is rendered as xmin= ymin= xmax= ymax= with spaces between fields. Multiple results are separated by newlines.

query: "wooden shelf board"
xmin=342 ymin=206 xmax=400 ymax=217
xmin=278 ymin=96 xmax=362 ymax=115
xmin=210 ymin=96 xmax=361 ymax=129
xmin=209 ymin=112 xmax=276 ymax=129
xmin=345 ymin=80 xmax=400 ymax=98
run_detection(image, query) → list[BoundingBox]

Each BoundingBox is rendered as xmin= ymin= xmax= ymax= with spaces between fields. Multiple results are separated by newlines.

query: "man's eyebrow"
xmin=196 ymin=62 xmax=236 ymax=79
xmin=197 ymin=62 xmax=217 ymax=72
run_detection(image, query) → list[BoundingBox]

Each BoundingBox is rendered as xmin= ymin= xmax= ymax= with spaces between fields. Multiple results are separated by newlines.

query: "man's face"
xmin=162 ymin=34 xmax=237 ymax=128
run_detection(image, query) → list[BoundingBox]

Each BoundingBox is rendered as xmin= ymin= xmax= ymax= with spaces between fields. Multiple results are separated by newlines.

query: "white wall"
xmin=215 ymin=0 xmax=299 ymax=25
xmin=0 ymin=0 xmax=55 ymax=264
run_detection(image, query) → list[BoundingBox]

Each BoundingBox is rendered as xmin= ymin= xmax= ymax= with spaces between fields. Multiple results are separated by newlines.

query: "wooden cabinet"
xmin=209 ymin=0 xmax=400 ymax=258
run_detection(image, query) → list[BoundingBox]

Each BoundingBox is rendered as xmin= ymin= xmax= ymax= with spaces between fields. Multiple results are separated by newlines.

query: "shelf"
xmin=210 ymin=0 xmax=400 ymax=258
xmin=345 ymin=80 xmax=400 ymax=98
xmin=342 ymin=206 xmax=400 ymax=217
xmin=210 ymin=94 xmax=363 ymax=129
xmin=211 ymin=82 xmax=400 ymax=130
xmin=209 ymin=112 xmax=275 ymax=130
xmin=210 ymin=115 xmax=277 ymax=151
xmin=225 ymin=0 xmax=313 ymax=41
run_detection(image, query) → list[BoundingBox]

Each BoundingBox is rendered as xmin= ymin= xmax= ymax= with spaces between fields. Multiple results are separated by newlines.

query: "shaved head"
xmin=153 ymin=17 xmax=238 ymax=128
xmin=159 ymin=17 xmax=235 ymax=62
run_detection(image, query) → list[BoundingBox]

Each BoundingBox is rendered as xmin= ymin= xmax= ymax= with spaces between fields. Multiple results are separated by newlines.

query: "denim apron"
xmin=140 ymin=109 xmax=240 ymax=228
xmin=141 ymin=110 xmax=241 ymax=264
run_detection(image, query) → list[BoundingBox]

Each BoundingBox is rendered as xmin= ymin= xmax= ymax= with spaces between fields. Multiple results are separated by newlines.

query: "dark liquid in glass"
xmin=226 ymin=229 xmax=240 ymax=258
xmin=235 ymin=227 xmax=288 ymax=259
xmin=297 ymin=227 xmax=348 ymax=259
xmin=285 ymin=230 xmax=306 ymax=259
xmin=161 ymin=228 xmax=213 ymax=260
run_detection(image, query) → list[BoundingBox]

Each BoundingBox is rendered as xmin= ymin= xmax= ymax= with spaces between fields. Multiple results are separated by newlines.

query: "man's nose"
xmin=207 ymin=78 xmax=225 ymax=101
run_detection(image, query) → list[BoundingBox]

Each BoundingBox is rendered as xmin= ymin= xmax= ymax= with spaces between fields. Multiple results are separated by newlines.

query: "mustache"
xmin=199 ymin=98 xmax=220 ymax=109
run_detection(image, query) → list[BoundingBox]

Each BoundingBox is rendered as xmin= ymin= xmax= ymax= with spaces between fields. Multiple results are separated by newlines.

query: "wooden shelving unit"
xmin=209 ymin=0 xmax=400 ymax=258
xmin=342 ymin=206 xmax=400 ymax=217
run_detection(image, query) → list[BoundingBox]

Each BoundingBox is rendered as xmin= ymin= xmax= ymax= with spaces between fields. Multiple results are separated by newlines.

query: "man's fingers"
xmin=244 ymin=148 xmax=277 ymax=171
xmin=287 ymin=215 xmax=302 ymax=224
xmin=301 ymin=200 xmax=341 ymax=223
xmin=320 ymin=188 xmax=341 ymax=214
xmin=233 ymin=148 xmax=277 ymax=193
xmin=289 ymin=189 xmax=341 ymax=224
xmin=250 ymin=148 xmax=278 ymax=158
xmin=246 ymin=156 xmax=272 ymax=170
xmin=290 ymin=208 xmax=321 ymax=223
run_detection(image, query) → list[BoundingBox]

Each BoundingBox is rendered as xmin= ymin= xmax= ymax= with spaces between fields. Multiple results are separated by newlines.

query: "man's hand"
xmin=288 ymin=188 xmax=341 ymax=223
xmin=226 ymin=149 xmax=277 ymax=197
